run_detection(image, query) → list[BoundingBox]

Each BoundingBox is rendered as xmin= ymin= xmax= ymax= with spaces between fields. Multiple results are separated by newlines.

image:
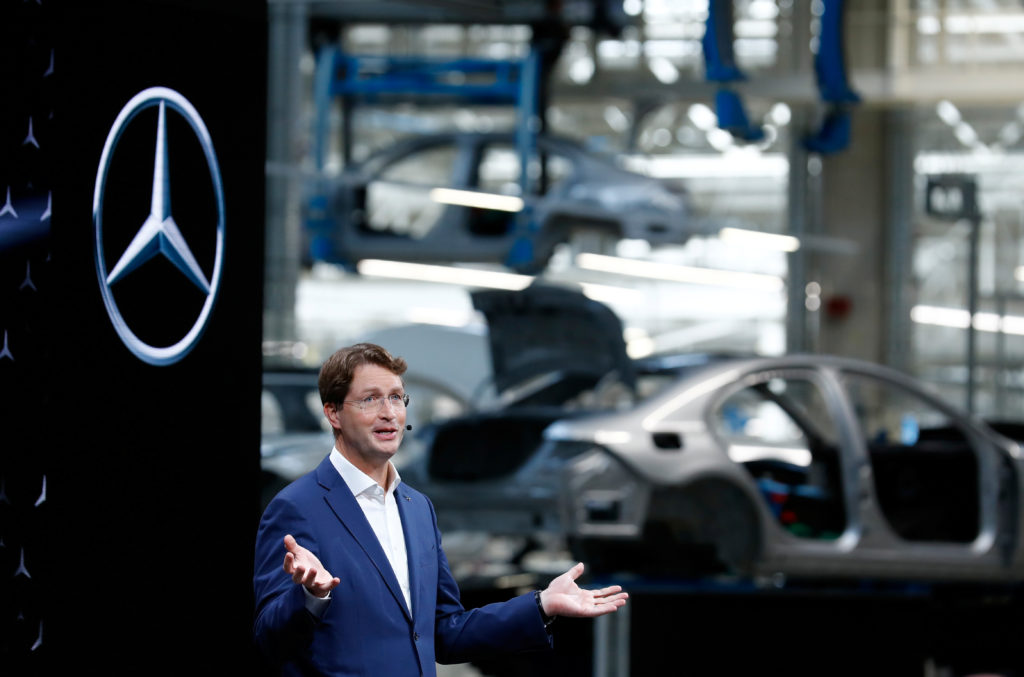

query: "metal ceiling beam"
xmin=549 ymin=66 xmax=1024 ymax=107
xmin=284 ymin=0 xmax=617 ymax=27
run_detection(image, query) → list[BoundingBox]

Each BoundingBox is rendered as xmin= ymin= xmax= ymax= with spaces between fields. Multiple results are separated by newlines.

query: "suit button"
xmin=413 ymin=632 xmax=420 ymax=641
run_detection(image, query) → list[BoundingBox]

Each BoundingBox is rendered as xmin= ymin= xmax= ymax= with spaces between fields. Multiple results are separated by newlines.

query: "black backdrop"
xmin=1 ymin=1 xmax=267 ymax=674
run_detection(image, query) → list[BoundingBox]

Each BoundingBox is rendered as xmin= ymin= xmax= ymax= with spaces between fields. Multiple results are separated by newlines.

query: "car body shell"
xmin=317 ymin=132 xmax=696 ymax=270
xmin=409 ymin=353 xmax=1024 ymax=584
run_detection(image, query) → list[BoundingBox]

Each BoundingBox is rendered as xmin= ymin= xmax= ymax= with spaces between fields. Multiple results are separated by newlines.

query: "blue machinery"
xmin=703 ymin=0 xmax=859 ymax=151
xmin=306 ymin=48 xmax=547 ymax=270
xmin=311 ymin=49 xmax=542 ymax=176
xmin=702 ymin=0 xmax=766 ymax=142
xmin=306 ymin=1 xmax=861 ymax=270
xmin=804 ymin=0 xmax=862 ymax=153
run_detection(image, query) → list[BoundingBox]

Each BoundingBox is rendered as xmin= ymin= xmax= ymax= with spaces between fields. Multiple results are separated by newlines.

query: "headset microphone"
xmin=406 ymin=425 xmax=413 ymax=431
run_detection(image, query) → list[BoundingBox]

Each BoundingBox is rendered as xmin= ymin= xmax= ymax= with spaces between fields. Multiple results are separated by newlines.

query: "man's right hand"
xmin=283 ymin=534 xmax=341 ymax=598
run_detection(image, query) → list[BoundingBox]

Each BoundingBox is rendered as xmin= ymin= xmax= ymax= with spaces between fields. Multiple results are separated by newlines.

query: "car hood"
xmin=472 ymin=284 xmax=635 ymax=399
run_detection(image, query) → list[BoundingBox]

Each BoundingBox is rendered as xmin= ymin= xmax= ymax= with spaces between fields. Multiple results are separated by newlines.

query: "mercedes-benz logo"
xmin=92 ymin=87 xmax=225 ymax=366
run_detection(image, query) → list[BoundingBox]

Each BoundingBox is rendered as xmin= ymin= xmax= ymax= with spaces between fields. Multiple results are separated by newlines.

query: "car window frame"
xmin=704 ymin=366 xmax=858 ymax=545
xmin=830 ymin=364 xmax=1012 ymax=556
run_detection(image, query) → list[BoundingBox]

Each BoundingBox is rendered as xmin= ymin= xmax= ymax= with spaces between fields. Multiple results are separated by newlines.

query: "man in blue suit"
xmin=254 ymin=343 xmax=627 ymax=676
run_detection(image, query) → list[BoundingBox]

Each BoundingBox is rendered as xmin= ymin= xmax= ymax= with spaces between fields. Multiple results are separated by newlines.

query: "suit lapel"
xmin=316 ymin=458 xmax=412 ymax=623
xmin=395 ymin=485 xmax=427 ymax=622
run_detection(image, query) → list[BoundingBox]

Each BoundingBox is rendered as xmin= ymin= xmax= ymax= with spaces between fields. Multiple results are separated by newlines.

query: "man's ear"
xmin=324 ymin=402 xmax=342 ymax=431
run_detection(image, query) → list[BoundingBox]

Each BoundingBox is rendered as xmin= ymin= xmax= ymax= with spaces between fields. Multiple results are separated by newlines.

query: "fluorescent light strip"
xmin=358 ymin=260 xmax=639 ymax=306
xmin=626 ymin=336 xmax=655 ymax=359
xmin=429 ymin=188 xmax=524 ymax=213
xmin=719 ymin=227 xmax=800 ymax=252
xmin=576 ymin=252 xmax=785 ymax=292
xmin=623 ymin=153 xmax=788 ymax=179
xmin=578 ymin=282 xmax=644 ymax=305
xmin=910 ymin=304 xmax=1024 ymax=335
xmin=910 ymin=305 xmax=970 ymax=328
xmin=357 ymin=259 xmax=532 ymax=290
xmin=944 ymin=14 xmax=1024 ymax=34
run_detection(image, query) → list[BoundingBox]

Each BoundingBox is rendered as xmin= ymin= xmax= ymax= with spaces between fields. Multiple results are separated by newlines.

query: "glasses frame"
xmin=340 ymin=393 xmax=410 ymax=413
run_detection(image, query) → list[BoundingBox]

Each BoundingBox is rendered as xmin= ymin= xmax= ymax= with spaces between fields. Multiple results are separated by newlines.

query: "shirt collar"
xmin=329 ymin=447 xmax=401 ymax=498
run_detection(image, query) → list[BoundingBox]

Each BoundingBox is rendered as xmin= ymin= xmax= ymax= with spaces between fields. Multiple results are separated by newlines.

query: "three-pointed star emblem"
xmin=105 ymin=101 xmax=211 ymax=295
xmin=93 ymin=87 xmax=225 ymax=366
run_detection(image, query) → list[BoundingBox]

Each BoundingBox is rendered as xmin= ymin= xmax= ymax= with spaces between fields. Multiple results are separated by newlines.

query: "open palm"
xmin=282 ymin=534 xmax=340 ymax=598
xmin=540 ymin=563 xmax=628 ymax=618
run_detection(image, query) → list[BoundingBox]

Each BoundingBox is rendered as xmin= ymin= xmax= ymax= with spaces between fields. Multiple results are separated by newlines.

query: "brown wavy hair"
xmin=318 ymin=343 xmax=408 ymax=405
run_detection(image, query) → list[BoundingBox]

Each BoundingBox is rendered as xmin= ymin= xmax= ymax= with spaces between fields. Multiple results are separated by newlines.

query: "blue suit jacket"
xmin=253 ymin=456 xmax=552 ymax=676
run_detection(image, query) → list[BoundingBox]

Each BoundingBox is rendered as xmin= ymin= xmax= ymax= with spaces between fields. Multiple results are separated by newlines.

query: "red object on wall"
xmin=825 ymin=294 xmax=853 ymax=320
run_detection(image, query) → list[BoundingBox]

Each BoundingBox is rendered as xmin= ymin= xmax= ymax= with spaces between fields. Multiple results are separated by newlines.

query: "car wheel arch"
xmin=643 ymin=473 xmax=767 ymax=576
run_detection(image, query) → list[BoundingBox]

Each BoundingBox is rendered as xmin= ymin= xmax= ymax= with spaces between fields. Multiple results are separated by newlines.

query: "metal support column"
xmin=593 ymin=600 xmax=630 ymax=677
xmin=966 ymin=210 xmax=980 ymax=413
xmin=786 ymin=108 xmax=811 ymax=354
xmin=265 ymin=0 xmax=308 ymax=348
xmin=884 ymin=109 xmax=914 ymax=373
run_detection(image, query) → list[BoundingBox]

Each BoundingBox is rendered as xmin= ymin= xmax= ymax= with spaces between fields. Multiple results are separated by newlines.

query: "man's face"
xmin=327 ymin=363 xmax=407 ymax=473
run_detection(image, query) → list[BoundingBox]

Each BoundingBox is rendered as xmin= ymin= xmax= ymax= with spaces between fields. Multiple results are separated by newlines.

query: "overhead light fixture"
xmin=719 ymin=227 xmax=800 ymax=252
xmin=910 ymin=305 xmax=970 ymax=329
xmin=706 ymin=128 xmax=734 ymax=151
xmin=648 ymin=56 xmax=680 ymax=84
xmin=945 ymin=13 xmax=1024 ymax=34
xmin=687 ymin=103 xmax=718 ymax=131
xmin=357 ymin=259 xmax=532 ymax=290
xmin=429 ymin=188 xmax=524 ymax=213
xmin=622 ymin=0 xmax=642 ymax=17
xmin=603 ymin=105 xmax=630 ymax=134
xmin=358 ymin=259 xmax=640 ymax=306
xmin=768 ymin=102 xmax=792 ymax=126
xmin=567 ymin=54 xmax=596 ymax=85
xmin=624 ymin=326 xmax=655 ymax=358
xmin=936 ymin=100 xmax=961 ymax=127
xmin=910 ymin=304 xmax=1024 ymax=335
xmin=578 ymin=282 xmax=644 ymax=305
xmin=954 ymin=122 xmax=978 ymax=147
xmin=622 ymin=152 xmax=788 ymax=179
xmin=576 ymin=252 xmax=785 ymax=292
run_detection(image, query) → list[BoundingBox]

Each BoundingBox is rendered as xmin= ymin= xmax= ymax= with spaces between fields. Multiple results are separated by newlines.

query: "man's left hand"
xmin=539 ymin=562 xmax=628 ymax=618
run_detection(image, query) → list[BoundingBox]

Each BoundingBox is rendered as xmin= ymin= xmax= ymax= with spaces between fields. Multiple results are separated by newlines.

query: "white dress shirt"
xmin=327 ymin=447 xmax=412 ymax=613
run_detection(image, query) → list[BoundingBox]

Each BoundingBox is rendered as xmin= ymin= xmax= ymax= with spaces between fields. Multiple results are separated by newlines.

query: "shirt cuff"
xmin=534 ymin=590 xmax=555 ymax=629
xmin=302 ymin=586 xmax=331 ymax=618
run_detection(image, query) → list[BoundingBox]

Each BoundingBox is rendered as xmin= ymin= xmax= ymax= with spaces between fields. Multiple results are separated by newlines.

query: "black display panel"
xmin=1 ymin=2 xmax=267 ymax=673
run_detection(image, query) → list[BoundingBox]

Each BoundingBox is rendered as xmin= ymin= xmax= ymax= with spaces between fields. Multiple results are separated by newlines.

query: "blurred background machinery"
xmin=267 ymin=0 xmax=1024 ymax=426
xmin=257 ymin=5 xmax=1024 ymax=673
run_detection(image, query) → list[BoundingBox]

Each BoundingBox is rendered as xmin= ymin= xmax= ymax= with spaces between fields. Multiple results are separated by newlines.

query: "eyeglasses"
xmin=342 ymin=393 xmax=410 ymax=412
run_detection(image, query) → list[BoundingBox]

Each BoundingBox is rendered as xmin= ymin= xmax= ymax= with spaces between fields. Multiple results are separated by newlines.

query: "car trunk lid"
xmin=472 ymin=284 xmax=636 ymax=404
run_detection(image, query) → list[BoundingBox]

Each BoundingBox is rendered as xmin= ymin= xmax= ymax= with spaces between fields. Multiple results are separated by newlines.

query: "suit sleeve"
xmin=428 ymin=499 xmax=553 ymax=664
xmin=252 ymin=491 xmax=323 ymax=661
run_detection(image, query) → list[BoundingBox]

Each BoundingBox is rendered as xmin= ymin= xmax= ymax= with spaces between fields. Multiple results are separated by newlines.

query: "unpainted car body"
xmin=313 ymin=132 xmax=696 ymax=271
xmin=401 ymin=283 xmax=643 ymax=533
xmin=557 ymin=354 xmax=1024 ymax=582
xmin=407 ymin=287 xmax=1024 ymax=584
